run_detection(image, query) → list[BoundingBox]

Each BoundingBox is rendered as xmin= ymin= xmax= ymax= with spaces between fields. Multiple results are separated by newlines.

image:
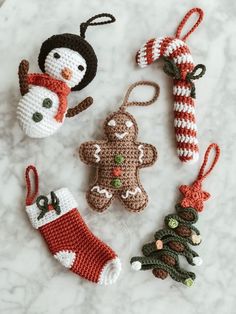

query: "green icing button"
xmin=42 ymin=98 xmax=52 ymax=108
xmin=184 ymin=278 xmax=194 ymax=287
xmin=168 ymin=218 xmax=179 ymax=229
xmin=114 ymin=155 xmax=124 ymax=165
xmin=111 ymin=178 xmax=122 ymax=188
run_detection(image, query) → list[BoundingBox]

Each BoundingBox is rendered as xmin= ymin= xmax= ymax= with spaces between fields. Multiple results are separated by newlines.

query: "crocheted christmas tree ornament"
xmin=25 ymin=165 xmax=121 ymax=285
xmin=79 ymin=81 xmax=159 ymax=213
xmin=136 ymin=8 xmax=206 ymax=163
xmin=131 ymin=143 xmax=220 ymax=286
xmin=17 ymin=13 xmax=115 ymax=138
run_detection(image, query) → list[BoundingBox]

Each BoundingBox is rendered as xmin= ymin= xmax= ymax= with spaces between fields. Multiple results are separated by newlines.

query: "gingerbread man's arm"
xmin=79 ymin=141 xmax=107 ymax=166
xmin=136 ymin=143 xmax=158 ymax=168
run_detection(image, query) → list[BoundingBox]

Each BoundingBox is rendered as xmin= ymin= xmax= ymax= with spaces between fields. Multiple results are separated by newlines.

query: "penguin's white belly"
xmin=17 ymin=86 xmax=63 ymax=138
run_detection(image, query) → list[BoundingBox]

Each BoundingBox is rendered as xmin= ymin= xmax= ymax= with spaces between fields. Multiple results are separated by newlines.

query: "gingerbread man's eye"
xmin=108 ymin=119 xmax=116 ymax=127
xmin=125 ymin=120 xmax=133 ymax=128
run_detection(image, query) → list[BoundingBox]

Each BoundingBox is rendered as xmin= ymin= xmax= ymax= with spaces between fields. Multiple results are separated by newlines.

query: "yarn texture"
xmin=17 ymin=13 xmax=116 ymax=138
xmin=79 ymin=81 xmax=159 ymax=213
xmin=136 ymin=8 xmax=206 ymax=163
xmin=24 ymin=166 xmax=121 ymax=285
xmin=131 ymin=144 xmax=220 ymax=286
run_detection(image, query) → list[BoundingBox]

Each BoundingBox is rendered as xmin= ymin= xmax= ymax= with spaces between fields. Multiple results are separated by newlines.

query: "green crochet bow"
xmin=36 ymin=191 xmax=61 ymax=220
xmin=163 ymin=57 xmax=206 ymax=98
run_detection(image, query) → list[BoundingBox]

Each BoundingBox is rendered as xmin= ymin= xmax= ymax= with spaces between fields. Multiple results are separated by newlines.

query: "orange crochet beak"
xmin=61 ymin=67 xmax=73 ymax=80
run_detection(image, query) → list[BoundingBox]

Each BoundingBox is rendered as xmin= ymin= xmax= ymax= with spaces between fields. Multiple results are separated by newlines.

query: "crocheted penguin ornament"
xmin=17 ymin=13 xmax=115 ymax=138
xmin=136 ymin=8 xmax=206 ymax=163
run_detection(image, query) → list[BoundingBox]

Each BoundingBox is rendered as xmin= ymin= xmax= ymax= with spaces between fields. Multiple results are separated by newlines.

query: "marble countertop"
xmin=0 ymin=0 xmax=236 ymax=313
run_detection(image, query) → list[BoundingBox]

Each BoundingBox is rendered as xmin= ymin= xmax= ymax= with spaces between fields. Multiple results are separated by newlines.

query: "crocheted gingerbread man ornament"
xmin=131 ymin=144 xmax=220 ymax=286
xmin=24 ymin=165 xmax=121 ymax=285
xmin=136 ymin=8 xmax=206 ymax=163
xmin=17 ymin=13 xmax=115 ymax=138
xmin=79 ymin=81 xmax=159 ymax=213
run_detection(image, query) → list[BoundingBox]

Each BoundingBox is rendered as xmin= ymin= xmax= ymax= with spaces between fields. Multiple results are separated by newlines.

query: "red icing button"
xmin=112 ymin=167 xmax=122 ymax=177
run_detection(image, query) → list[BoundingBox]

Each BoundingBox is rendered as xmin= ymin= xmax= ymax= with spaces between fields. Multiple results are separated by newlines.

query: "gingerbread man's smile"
xmin=115 ymin=132 xmax=128 ymax=139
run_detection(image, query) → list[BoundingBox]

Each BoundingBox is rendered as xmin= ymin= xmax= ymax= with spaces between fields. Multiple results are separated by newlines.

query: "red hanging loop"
xmin=25 ymin=165 xmax=39 ymax=205
xmin=175 ymin=8 xmax=204 ymax=42
xmin=196 ymin=143 xmax=221 ymax=182
xmin=179 ymin=143 xmax=220 ymax=212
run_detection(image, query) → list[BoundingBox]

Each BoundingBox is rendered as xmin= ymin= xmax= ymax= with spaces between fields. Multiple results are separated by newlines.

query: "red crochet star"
xmin=179 ymin=181 xmax=210 ymax=212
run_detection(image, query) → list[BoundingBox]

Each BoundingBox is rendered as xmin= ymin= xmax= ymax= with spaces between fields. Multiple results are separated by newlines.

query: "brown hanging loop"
xmin=119 ymin=81 xmax=160 ymax=111
xmin=175 ymin=8 xmax=204 ymax=42
xmin=80 ymin=13 xmax=116 ymax=38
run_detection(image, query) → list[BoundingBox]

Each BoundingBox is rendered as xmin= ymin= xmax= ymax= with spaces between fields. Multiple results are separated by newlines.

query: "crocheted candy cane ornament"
xmin=17 ymin=13 xmax=116 ymax=138
xmin=131 ymin=144 xmax=220 ymax=286
xmin=136 ymin=8 xmax=206 ymax=163
xmin=25 ymin=165 xmax=121 ymax=285
xmin=79 ymin=81 xmax=159 ymax=213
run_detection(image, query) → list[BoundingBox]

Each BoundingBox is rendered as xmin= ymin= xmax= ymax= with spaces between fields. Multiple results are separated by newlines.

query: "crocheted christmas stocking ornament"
xmin=17 ymin=13 xmax=115 ymax=138
xmin=25 ymin=166 xmax=121 ymax=285
xmin=131 ymin=144 xmax=220 ymax=286
xmin=79 ymin=81 xmax=159 ymax=213
xmin=136 ymin=8 xmax=206 ymax=163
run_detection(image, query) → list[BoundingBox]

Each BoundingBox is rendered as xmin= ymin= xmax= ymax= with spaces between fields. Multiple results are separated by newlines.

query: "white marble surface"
xmin=0 ymin=0 xmax=236 ymax=313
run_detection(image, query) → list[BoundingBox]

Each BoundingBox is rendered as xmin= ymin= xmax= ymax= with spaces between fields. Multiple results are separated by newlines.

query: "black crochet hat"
xmin=38 ymin=13 xmax=115 ymax=91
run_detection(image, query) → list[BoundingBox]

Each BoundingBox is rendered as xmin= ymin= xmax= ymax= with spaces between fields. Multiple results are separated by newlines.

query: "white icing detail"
xmin=108 ymin=119 xmax=116 ymax=126
xmin=54 ymin=250 xmax=76 ymax=268
xmin=45 ymin=47 xmax=87 ymax=88
xmin=174 ymin=119 xmax=197 ymax=131
xmin=138 ymin=145 xmax=144 ymax=163
xmin=91 ymin=186 xmax=112 ymax=199
xmin=131 ymin=261 xmax=142 ymax=271
xmin=193 ymin=256 xmax=203 ymax=266
xmin=173 ymin=85 xmax=191 ymax=97
xmin=26 ymin=188 xmax=78 ymax=229
xmin=98 ymin=257 xmax=121 ymax=285
xmin=115 ymin=132 xmax=128 ymax=139
xmin=94 ymin=144 xmax=101 ymax=163
xmin=125 ymin=120 xmax=133 ymax=128
xmin=17 ymin=86 xmax=62 ymax=138
xmin=121 ymin=187 xmax=142 ymax=199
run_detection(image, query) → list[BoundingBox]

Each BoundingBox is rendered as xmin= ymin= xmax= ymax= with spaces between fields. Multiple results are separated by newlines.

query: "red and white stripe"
xmin=136 ymin=37 xmax=199 ymax=163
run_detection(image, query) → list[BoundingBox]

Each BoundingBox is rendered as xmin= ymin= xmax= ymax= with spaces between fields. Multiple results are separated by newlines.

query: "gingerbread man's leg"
xmin=118 ymin=184 xmax=148 ymax=212
xmin=87 ymin=183 xmax=114 ymax=212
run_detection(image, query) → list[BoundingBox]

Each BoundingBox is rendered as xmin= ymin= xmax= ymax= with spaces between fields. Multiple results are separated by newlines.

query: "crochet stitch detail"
xmin=135 ymin=8 xmax=206 ymax=163
xmin=28 ymin=73 xmax=70 ymax=122
xmin=24 ymin=165 xmax=121 ymax=284
xmin=130 ymin=144 xmax=220 ymax=285
xmin=79 ymin=81 xmax=159 ymax=213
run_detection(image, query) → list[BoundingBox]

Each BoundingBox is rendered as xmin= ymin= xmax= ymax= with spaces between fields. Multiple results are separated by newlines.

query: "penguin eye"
xmin=78 ymin=65 xmax=84 ymax=71
xmin=53 ymin=52 xmax=60 ymax=59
